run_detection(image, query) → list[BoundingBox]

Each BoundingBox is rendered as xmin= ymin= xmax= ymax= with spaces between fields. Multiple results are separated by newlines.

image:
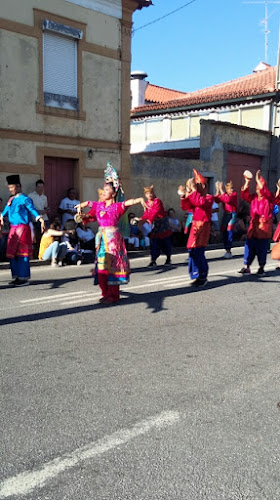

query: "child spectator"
xmin=39 ymin=222 xmax=73 ymax=266
xmin=168 ymin=208 xmax=182 ymax=247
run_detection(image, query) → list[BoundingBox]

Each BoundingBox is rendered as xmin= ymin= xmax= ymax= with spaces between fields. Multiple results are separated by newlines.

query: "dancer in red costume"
xmin=215 ymin=180 xmax=238 ymax=259
xmin=179 ymin=169 xmax=213 ymax=288
xmin=238 ymin=170 xmax=274 ymax=275
xmin=139 ymin=185 xmax=172 ymax=268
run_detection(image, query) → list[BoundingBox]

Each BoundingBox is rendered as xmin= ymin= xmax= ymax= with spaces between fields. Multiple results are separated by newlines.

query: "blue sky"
xmin=132 ymin=0 xmax=280 ymax=92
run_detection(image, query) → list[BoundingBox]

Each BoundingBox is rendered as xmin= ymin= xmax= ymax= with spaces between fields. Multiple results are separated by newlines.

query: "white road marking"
xmin=20 ymin=291 xmax=87 ymax=303
xmin=0 ymin=262 xmax=278 ymax=313
xmin=0 ymin=410 xmax=180 ymax=499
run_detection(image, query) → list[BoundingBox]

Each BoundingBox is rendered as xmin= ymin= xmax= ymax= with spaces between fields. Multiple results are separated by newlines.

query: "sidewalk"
xmin=0 ymin=241 xmax=245 ymax=271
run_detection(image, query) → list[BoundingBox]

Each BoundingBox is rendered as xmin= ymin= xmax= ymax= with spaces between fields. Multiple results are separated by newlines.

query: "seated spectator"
xmin=139 ymin=220 xmax=151 ymax=249
xmin=58 ymin=188 xmax=80 ymax=229
xmin=125 ymin=213 xmax=142 ymax=250
xmin=0 ymin=197 xmax=9 ymax=261
xmin=76 ymin=221 xmax=95 ymax=252
xmin=38 ymin=222 xmax=73 ymax=266
xmin=168 ymin=208 xmax=182 ymax=247
xmin=210 ymin=201 xmax=220 ymax=243
xmin=62 ymin=219 xmax=82 ymax=265
xmin=233 ymin=215 xmax=250 ymax=242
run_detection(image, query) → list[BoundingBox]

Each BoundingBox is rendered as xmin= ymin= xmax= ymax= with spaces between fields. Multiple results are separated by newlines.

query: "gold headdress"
xmin=144 ymin=184 xmax=154 ymax=194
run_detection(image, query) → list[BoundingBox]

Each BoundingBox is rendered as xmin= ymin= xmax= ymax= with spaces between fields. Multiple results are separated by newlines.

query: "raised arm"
xmin=74 ymin=201 xmax=90 ymax=213
xmin=124 ymin=197 xmax=147 ymax=210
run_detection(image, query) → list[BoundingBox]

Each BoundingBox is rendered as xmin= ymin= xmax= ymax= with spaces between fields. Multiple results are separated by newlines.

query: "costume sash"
xmin=6 ymin=224 xmax=33 ymax=259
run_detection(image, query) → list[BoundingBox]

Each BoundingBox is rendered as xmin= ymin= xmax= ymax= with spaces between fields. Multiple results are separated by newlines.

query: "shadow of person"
xmin=1 ymin=269 xmax=279 ymax=326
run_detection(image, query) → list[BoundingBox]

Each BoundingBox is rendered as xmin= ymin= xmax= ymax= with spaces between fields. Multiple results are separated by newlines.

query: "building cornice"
xmin=64 ymin=0 xmax=122 ymax=19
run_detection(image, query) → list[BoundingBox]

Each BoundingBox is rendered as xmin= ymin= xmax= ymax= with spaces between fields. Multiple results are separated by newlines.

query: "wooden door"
xmin=44 ymin=157 xmax=77 ymax=219
xmin=227 ymin=152 xmax=262 ymax=196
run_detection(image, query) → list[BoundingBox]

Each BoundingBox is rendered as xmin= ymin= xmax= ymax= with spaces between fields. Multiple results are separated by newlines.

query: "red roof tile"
xmin=145 ymin=83 xmax=188 ymax=103
xmin=132 ymin=66 xmax=279 ymax=115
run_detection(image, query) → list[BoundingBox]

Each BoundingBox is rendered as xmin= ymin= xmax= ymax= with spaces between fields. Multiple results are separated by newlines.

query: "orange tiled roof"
xmin=132 ymin=66 xmax=278 ymax=114
xmin=145 ymin=83 xmax=188 ymax=103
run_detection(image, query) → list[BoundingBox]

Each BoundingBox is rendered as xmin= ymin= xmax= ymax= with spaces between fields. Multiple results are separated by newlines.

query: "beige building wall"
xmin=131 ymin=155 xmax=202 ymax=217
xmin=0 ymin=0 xmax=137 ymax=203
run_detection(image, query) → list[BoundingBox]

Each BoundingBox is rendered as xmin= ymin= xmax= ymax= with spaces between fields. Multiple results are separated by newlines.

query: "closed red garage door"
xmin=227 ymin=152 xmax=262 ymax=196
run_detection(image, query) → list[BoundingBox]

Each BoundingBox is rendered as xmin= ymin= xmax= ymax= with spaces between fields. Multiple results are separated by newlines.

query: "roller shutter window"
xmin=43 ymin=31 xmax=78 ymax=110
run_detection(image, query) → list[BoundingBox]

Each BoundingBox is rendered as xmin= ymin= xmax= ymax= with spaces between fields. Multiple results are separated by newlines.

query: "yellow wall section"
xmin=219 ymin=110 xmax=239 ymax=124
xmin=171 ymin=118 xmax=188 ymax=140
xmin=241 ymin=107 xmax=264 ymax=129
xmin=146 ymin=120 xmax=163 ymax=142
xmin=131 ymin=122 xmax=145 ymax=143
xmin=189 ymin=115 xmax=200 ymax=137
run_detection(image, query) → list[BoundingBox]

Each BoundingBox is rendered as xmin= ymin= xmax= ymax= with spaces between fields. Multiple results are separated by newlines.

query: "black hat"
xmin=6 ymin=175 xmax=20 ymax=185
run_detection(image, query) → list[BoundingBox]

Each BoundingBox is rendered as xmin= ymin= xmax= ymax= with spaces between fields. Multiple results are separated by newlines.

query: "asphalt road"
xmin=0 ymin=248 xmax=280 ymax=500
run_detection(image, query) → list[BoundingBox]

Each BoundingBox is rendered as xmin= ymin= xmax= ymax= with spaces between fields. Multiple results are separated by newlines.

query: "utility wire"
xmin=133 ymin=0 xmax=198 ymax=34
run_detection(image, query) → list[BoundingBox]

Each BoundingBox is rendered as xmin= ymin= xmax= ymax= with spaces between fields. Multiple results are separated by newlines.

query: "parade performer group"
xmin=1 ymin=166 xmax=280 ymax=297
xmin=0 ymin=175 xmax=45 ymax=286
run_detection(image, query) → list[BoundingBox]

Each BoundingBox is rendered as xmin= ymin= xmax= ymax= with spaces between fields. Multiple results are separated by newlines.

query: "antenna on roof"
xmin=243 ymin=1 xmax=280 ymax=62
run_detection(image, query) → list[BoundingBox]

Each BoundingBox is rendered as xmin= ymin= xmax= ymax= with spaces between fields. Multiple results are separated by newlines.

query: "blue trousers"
xmin=151 ymin=236 xmax=172 ymax=262
xmin=42 ymin=242 xmax=67 ymax=261
xmin=222 ymin=212 xmax=236 ymax=251
xmin=188 ymin=247 xmax=208 ymax=280
xmin=10 ymin=256 xmax=30 ymax=280
xmin=244 ymin=238 xmax=268 ymax=267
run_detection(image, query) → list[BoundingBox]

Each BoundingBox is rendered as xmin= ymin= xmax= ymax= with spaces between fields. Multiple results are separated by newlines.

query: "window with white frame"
xmin=42 ymin=20 xmax=83 ymax=111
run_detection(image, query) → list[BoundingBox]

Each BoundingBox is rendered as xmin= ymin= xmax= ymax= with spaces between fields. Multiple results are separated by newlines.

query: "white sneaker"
xmin=76 ymin=259 xmax=82 ymax=266
xmin=223 ymin=252 xmax=232 ymax=259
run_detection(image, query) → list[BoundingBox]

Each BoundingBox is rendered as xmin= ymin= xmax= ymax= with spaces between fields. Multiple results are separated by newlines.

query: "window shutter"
xmin=43 ymin=32 xmax=77 ymax=97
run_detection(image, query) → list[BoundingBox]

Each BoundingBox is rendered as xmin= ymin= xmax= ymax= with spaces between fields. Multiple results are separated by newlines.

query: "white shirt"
xmin=211 ymin=201 xmax=219 ymax=222
xmin=59 ymin=197 xmax=80 ymax=228
xmin=76 ymin=227 xmax=94 ymax=242
xmin=28 ymin=191 xmax=49 ymax=221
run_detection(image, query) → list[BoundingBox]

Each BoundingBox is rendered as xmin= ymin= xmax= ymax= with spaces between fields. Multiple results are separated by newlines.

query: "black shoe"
xmin=163 ymin=258 xmax=171 ymax=266
xmin=147 ymin=261 xmax=157 ymax=268
xmin=256 ymin=267 xmax=265 ymax=275
xmin=192 ymin=278 xmax=208 ymax=288
xmin=14 ymin=279 xmax=30 ymax=287
xmin=9 ymin=278 xmax=17 ymax=285
xmin=238 ymin=267 xmax=251 ymax=275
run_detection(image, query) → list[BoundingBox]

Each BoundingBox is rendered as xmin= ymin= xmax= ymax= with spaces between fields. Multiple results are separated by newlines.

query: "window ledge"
xmin=36 ymin=102 xmax=86 ymax=120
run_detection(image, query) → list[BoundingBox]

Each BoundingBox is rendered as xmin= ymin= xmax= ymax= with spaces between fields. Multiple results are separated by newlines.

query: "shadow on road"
xmin=0 ymin=270 xmax=279 ymax=326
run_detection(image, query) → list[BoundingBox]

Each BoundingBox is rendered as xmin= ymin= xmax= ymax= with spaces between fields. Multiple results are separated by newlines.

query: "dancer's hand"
xmin=140 ymin=198 xmax=147 ymax=210
xmin=40 ymin=218 xmax=46 ymax=233
xmin=74 ymin=204 xmax=82 ymax=214
xmin=0 ymin=215 xmax=3 ymax=229
xmin=177 ymin=185 xmax=186 ymax=197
